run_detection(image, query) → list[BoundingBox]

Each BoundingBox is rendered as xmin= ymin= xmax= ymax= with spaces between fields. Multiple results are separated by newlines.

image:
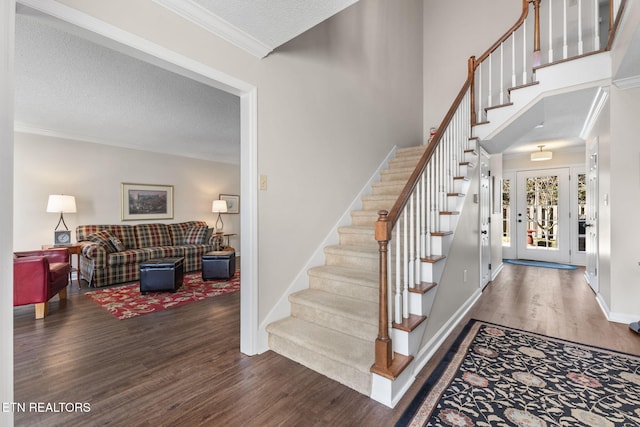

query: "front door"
xmin=480 ymin=151 xmax=491 ymax=288
xmin=585 ymin=144 xmax=599 ymax=292
xmin=516 ymin=168 xmax=570 ymax=263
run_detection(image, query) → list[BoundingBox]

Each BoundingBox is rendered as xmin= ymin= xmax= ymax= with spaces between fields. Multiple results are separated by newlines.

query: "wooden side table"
xmin=42 ymin=244 xmax=82 ymax=288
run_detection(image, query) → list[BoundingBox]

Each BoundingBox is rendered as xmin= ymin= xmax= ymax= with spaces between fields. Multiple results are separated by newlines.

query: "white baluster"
xmin=593 ymin=0 xmax=600 ymax=50
xmin=395 ymin=223 xmax=401 ymax=325
xmin=578 ymin=0 xmax=584 ymax=55
xmin=522 ymin=20 xmax=528 ymax=83
xmin=563 ymin=0 xmax=568 ymax=59
xmin=548 ymin=0 xmax=554 ymax=62
xmin=403 ymin=209 xmax=409 ymax=319
xmin=499 ymin=43 xmax=504 ymax=104
xmin=408 ymin=193 xmax=415 ymax=290
xmin=477 ymin=64 xmax=483 ymax=122
xmin=511 ymin=32 xmax=516 ymax=87
xmin=426 ymin=162 xmax=432 ymax=257
xmin=487 ymin=52 xmax=493 ymax=108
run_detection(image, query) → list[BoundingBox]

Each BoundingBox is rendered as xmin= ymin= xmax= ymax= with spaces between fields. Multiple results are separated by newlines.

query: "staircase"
xmin=267 ymin=0 xmax=625 ymax=408
xmin=267 ymin=143 xmax=476 ymax=396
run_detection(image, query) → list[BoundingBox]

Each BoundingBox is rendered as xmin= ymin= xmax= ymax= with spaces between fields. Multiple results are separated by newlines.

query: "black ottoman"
xmin=202 ymin=250 xmax=235 ymax=281
xmin=139 ymin=257 xmax=184 ymax=294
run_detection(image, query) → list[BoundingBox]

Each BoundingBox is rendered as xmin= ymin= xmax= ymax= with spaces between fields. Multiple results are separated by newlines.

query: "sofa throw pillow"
xmin=183 ymin=226 xmax=210 ymax=245
xmin=86 ymin=230 xmax=117 ymax=253
xmin=109 ymin=235 xmax=126 ymax=252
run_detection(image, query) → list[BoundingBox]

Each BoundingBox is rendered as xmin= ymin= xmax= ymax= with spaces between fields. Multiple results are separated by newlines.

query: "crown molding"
xmin=152 ymin=0 xmax=273 ymax=58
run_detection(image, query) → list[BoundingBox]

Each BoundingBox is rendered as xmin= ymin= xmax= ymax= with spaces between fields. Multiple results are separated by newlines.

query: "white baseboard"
xmin=596 ymin=293 xmax=640 ymax=325
xmin=491 ymin=262 xmax=504 ymax=281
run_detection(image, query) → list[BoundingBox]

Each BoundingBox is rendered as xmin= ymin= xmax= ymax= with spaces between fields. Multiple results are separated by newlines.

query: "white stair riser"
xmin=454 ymin=179 xmax=469 ymax=194
xmin=439 ymin=215 xmax=459 ymax=233
xmin=421 ymin=259 xmax=445 ymax=283
xmin=391 ymin=320 xmax=428 ymax=357
xmin=431 ymin=233 xmax=453 ymax=257
xmin=464 ymin=151 xmax=477 ymax=163
xmin=447 ymin=195 xmax=464 ymax=212
xmin=409 ymin=286 xmax=438 ymax=317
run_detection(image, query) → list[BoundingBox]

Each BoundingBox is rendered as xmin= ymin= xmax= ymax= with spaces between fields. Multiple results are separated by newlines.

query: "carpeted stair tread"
xmin=267 ymin=317 xmax=373 ymax=371
xmin=308 ymin=265 xmax=378 ymax=287
xmin=371 ymin=181 xmax=409 ymax=195
xmin=308 ymin=265 xmax=379 ymax=303
xmin=290 ymin=288 xmax=377 ymax=326
xmin=325 ymin=244 xmax=379 ymax=258
xmin=395 ymin=146 xmax=427 ymax=157
xmin=266 ymin=317 xmax=373 ymax=394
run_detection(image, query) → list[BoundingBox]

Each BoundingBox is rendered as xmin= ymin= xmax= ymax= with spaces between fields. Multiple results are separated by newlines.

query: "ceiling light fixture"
xmin=531 ymin=145 xmax=553 ymax=161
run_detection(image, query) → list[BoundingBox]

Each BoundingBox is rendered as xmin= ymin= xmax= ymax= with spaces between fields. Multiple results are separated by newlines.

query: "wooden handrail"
xmin=607 ymin=0 xmax=628 ymax=51
xmin=475 ymin=0 xmax=531 ymax=66
xmin=471 ymin=0 xmax=531 ymax=125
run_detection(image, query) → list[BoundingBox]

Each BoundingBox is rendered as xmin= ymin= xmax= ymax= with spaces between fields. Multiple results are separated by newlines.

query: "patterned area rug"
xmin=504 ymin=259 xmax=577 ymax=270
xmin=397 ymin=319 xmax=640 ymax=426
xmin=86 ymin=270 xmax=240 ymax=319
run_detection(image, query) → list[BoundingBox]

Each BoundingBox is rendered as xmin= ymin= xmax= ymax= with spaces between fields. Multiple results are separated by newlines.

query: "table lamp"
xmin=47 ymin=194 xmax=76 ymax=245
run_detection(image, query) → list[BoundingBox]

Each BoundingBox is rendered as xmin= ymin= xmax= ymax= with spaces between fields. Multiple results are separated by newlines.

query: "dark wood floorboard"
xmin=14 ymin=264 xmax=640 ymax=426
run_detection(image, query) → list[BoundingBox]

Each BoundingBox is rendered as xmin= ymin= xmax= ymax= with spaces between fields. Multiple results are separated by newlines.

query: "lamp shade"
xmin=531 ymin=145 xmax=552 ymax=162
xmin=46 ymin=195 xmax=76 ymax=213
xmin=212 ymin=200 xmax=228 ymax=213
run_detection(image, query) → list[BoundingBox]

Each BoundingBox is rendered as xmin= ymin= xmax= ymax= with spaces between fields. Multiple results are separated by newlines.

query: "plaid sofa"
xmin=76 ymin=221 xmax=218 ymax=287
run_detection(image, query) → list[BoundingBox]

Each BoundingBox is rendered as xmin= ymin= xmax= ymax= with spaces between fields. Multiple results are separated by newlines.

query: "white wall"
xmin=50 ymin=0 xmax=424 ymax=340
xmin=1 ymin=1 xmax=14 ymax=424
xmin=14 ymin=133 xmax=241 ymax=254
xmin=596 ymin=0 xmax=640 ymax=321
xmin=490 ymin=153 xmax=504 ymax=276
xmin=609 ymin=85 xmax=640 ymax=318
xmin=423 ymin=0 xmax=521 ymax=132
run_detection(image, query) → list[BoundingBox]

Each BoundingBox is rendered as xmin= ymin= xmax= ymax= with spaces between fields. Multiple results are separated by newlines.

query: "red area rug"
xmin=85 ymin=270 xmax=240 ymax=319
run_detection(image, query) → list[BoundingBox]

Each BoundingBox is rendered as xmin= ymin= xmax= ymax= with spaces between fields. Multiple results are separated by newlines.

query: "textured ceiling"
xmin=191 ymin=0 xmax=358 ymax=48
xmin=14 ymin=6 xmax=241 ymax=164
xmin=154 ymin=0 xmax=359 ymax=56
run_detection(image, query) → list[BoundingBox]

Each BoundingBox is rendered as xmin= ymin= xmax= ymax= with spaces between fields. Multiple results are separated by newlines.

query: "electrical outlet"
xmin=259 ymin=175 xmax=267 ymax=191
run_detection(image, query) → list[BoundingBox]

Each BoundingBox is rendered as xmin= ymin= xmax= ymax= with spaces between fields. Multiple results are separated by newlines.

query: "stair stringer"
xmin=371 ymin=144 xmax=479 ymax=407
xmin=256 ymin=146 xmax=399 ymax=353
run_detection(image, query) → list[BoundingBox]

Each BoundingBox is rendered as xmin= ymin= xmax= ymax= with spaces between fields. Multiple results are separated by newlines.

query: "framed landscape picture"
xmin=121 ymin=183 xmax=174 ymax=221
xmin=220 ymin=194 xmax=239 ymax=214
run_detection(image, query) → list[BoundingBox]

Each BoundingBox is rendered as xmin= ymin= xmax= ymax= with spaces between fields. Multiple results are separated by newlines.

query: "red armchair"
xmin=14 ymin=248 xmax=71 ymax=319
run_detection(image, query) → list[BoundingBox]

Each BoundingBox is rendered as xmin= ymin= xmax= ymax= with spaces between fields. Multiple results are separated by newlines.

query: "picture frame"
xmin=121 ymin=183 xmax=174 ymax=221
xmin=220 ymin=194 xmax=239 ymax=214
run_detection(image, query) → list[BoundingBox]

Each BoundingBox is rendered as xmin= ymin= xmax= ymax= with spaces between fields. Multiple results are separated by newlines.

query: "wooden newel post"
xmin=372 ymin=210 xmax=392 ymax=373
xmin=531 ymin=0 xmax=542 ymax=66
xmin=468 ymin=56 xmax=477 ymax=125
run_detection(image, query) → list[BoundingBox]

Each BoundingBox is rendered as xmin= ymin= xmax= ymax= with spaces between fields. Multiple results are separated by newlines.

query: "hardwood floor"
xmin=14 ymin=264 xmax=640 ymax=426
